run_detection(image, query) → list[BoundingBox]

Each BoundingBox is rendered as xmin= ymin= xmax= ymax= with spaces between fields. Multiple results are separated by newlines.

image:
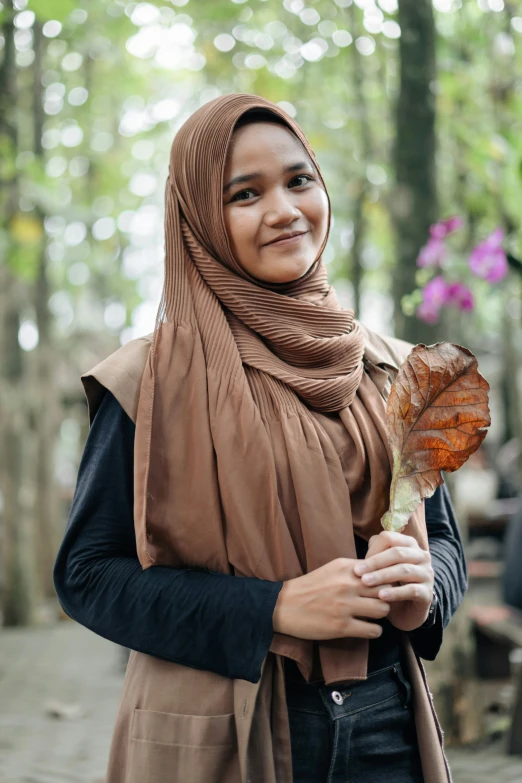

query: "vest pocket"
xmin=128 ymin=708 xmax=239 ymax=783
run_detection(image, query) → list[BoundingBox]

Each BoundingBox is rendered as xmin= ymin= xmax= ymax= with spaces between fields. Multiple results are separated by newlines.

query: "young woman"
xmin=54 ymin=94 xmax=466 ymax=783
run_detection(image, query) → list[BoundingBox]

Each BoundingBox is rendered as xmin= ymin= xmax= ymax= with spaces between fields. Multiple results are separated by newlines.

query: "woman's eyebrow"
xmin=223 ymin=161 xmax=314 ymax=192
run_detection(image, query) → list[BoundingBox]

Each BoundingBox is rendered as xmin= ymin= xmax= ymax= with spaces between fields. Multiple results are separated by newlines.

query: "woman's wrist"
xmin=272 ymin=579 xmax=291 ymax=634
xmin=418 ymin=590 xmax=438 ymax=629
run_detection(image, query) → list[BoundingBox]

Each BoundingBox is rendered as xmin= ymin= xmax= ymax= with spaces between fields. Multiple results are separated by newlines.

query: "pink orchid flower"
xmin=417 ymin=236 xmax=447 ymax=268
xmin=469 ymin=228 xmax=508 ymax=283
xmin=417 ymin=300 xmax=440 ymax=324
xmin=446 ymin=282 xmax=474 ymax=312
xmin=416 ymin=216 xmax=464 ymax=269
xmin=430 ymin=216 xmax=464 ymax=240
xmin=416 ymin=275 xmax=450 ymax=324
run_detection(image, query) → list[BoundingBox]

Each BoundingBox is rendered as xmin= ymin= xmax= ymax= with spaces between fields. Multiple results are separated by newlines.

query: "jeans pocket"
xmin=392 ymin=664 xmax=412 ymax=709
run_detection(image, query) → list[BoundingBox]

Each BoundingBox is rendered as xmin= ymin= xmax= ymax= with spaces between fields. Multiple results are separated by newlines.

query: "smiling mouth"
xmin=263 ymin=231 xmax=308 ymax=247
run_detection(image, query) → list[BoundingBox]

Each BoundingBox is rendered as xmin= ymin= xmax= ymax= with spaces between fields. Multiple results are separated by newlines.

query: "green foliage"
xmin=1 ymin=0 xmax=521 ymax=357
xmin=30 ymin=0 xmax=77 ymax=22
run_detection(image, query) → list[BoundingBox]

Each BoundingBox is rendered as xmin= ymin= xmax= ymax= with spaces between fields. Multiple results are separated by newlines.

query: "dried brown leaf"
xmin=381 ymin=343 xmax=491 ymax=533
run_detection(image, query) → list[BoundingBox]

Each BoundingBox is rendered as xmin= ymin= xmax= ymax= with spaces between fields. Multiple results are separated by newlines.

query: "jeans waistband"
xmin=284 ymin=660 xmax=411 ymax=719
xmin=284 ymin=656 xmax=401 ymax=688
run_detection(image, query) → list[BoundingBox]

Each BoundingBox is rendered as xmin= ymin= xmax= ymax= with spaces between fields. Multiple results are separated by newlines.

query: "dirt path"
xmin=0 ymin=623 xmax=123 ymax=783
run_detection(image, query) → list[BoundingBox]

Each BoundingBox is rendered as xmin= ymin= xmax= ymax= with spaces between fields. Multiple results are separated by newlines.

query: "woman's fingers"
xmin=365 ymin=531 xmax=419 ymax=558
xmin=355 ymin=545 xmax=426 ymax=577
xmin=347 ymin=618 xmax=384 ymax=639
xmin=361 ymin=563 xmax=428 ymax=588
xmin=354 ymin=597 xmax=390 ymax=620
xmin=377 ymin=583 xmax=432 ymax=603
xmin=359 ymin=583 xmax=394 ymax=599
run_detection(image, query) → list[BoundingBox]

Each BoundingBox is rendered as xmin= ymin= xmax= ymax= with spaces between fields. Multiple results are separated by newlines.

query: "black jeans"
xmin=285 ymin=659 xmax=424 ymax=783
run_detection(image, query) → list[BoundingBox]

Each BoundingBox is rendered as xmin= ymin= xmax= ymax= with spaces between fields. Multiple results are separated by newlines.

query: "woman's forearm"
xmin=54 ymin=545 xmax=282 ymax=682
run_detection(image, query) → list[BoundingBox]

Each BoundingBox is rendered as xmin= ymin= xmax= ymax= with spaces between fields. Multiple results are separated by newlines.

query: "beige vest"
xmin=81 ymin=326 xmax=451 ymax=783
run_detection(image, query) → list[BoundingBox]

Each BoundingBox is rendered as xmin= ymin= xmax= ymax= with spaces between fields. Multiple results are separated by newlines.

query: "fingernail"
xmin=380 ymin=589 xmax=390 ymax=599
xmin=362 ymin=574 xmax=375 ymax=585
xmin=354 ymin=564 xmax=367 ymax=575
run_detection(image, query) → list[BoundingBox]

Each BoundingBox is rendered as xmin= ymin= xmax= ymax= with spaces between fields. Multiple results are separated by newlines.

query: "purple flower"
xmin=417 ymin=216 xmax=463 ymax=268
xmin=446 ymin=282 xmax=474 ymax=312
xmin=430 ymin=216 xmax=464 ymax=240
xmin=469 ymin=228 xmax=508 ymax=283
xmin=417 ymin=236 xmax=447 ymax=268
xmin=423 ymin=275 xmax=450 ymax=307
xmin=417 ymin=300 xmax=440 ymax=324
xmin=416 ymin=275 xmax=450 ymax=324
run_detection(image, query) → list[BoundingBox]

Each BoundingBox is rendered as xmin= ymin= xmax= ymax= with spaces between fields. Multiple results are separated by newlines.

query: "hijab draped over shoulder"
xmin=134 ymin=93 xmax=427 ymax=685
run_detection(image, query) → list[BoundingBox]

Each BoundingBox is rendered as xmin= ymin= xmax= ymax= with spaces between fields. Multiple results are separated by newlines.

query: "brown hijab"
xmin=134 ymin=93 xmax=427 ymax=686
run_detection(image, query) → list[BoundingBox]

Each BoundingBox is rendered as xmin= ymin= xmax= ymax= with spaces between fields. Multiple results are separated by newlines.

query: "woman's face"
xmin=223 ymin=121 xmax=329 ymax=284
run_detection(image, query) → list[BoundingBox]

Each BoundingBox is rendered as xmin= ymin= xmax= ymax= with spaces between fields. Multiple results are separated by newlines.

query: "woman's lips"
xmin=263 ymin=231 xmax=308 ymax=248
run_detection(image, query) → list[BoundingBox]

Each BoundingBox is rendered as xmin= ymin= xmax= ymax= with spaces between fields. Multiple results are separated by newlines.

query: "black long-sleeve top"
xmin=54 ymin=390 xmax=467 ymax=683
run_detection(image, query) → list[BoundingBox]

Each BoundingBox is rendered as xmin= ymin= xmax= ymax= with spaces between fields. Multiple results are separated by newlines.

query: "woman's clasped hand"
xmin=356 ymin=531 xmax=435 ymax=633
xmin=272 ymin=530 xmax=434 ymax=640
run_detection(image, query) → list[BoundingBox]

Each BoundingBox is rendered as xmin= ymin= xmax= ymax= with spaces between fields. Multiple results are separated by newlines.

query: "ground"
xmin=1 ymin=623 xmax=521 ymax=783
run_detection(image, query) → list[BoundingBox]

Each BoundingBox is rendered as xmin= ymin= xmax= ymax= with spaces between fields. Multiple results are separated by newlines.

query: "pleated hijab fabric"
xmin=133 ymin=94 xmax=426 ymax=685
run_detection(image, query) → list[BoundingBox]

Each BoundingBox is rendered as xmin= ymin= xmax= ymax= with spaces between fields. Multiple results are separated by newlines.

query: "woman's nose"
xmin=264 ymin=190 xmax=301 ymax=225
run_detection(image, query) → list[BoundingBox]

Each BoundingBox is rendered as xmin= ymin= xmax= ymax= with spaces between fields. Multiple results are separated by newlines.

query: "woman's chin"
xmin=255 ymin=256 xmax=315 ymax=285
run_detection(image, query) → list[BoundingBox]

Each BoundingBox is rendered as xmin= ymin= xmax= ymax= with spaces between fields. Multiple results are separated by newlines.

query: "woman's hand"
xmin=354 ymin=531 xmax=434 ymax=632
xmin=272 ymin=558 xmax=391 ymax=641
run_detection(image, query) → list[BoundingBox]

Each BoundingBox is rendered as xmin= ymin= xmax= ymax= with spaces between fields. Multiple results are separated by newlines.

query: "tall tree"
xmin=32 ymin=20 xmax=59 ymax=597
xmin=348 ymin=3 xmax=371 ymax=318
xmin=392 ymin=0 xmax=438 ymax=344
xmin=0 ymin=0 xmax=35 ymax=625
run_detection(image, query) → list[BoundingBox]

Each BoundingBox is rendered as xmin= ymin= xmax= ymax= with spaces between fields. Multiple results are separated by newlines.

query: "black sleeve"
xmin=53 ymin=390 xmax=283 ymax=684
xmin=409 ymin=483 xmax=468 ymax=660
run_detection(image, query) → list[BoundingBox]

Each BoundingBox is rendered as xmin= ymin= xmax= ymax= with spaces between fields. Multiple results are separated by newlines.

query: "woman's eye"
xmin=230 ymin=188 xmax=256 ymax=202
xmin=228 ymin=175 xmax=312 ymax=203
xmin=290 ymin=174 xmax=313 ymax=187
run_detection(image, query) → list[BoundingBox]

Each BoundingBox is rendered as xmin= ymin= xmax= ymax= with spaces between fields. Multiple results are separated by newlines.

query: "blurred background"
xmin=1 ymin=0 xmax=522 ymax=780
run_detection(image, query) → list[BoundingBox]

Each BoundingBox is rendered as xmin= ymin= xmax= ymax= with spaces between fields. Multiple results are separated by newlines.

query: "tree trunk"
xmin=1 ymin=303 xmax=35 ymax=626
xmin=32 ymin=21 xmax=59 ymax=598
xmin=0 ymin=0 xmax=35 ymax=625
xmin=33 ymin=246 xmax=59 ymax=598
xmin=392 ymin=0 xmax=438 ymax=344
xmin=348 ymin=4 xmax=371 ymax=318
